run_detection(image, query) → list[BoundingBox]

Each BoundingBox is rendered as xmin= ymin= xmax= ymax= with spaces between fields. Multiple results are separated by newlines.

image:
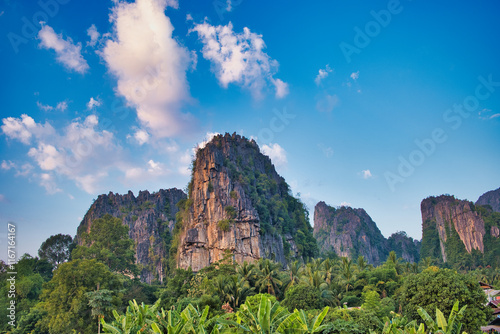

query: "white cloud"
xmin=125 ymin=159 xmax=169 ymax=181
xmin=315 ymin=65 xmax=332 ymax=85
xmin=272 ymin=78 xmax=289 ymax=99
xmin=87 ymin=24 xmax=100 ymax=47
xmin=179 ymin=153 xmax=192 ymax=176
xmin=191 ymin=21 xmax=288 ymax=99
xmin=261 ymin=143 xmax=287 ymax=168
xmin=3 ymin=114 xmax=122 ymax=194
xmin=316 ymin=93 xmax=339 ymax=113
xmin=132 ymin=129 xmax=150 ymax=145
xmin=362 ymin=169 xmax=373 ymax=179
xmin=350 ymin=71 xmax=359 ymax=81
xmin=40 ymin=173 xmax=62 ymax=194
xmin=37 ymin=101 xmax=54 ymax=112
xmin=38 ymin=24 xmax=89 ymax=74
xmin=340 ymin=201 xmax=351 ymax=207
xmin=226 ymin=0 xmax=233 ymax=11
xmin=87 ymin=97 xmax=101 ymax=110
xmin=56 ymin=101 xmax=68 ymax=112
xmin=1 ymin=160 xmax=33 ymax=176
xmin=1 ymin=160 xmax=16 ymax=171
xmin=490 ymin=113 xmax=500 ymax=119
xmin=102 ymin=0 xmax=195 ymax=138
xmin=197 ymin=132 xmax=220 ymax=151
xmin=1 ymin=114 xmax=55 ymax=144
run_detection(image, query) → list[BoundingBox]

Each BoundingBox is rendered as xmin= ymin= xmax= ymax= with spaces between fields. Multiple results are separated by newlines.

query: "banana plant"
xmin=286 ymin=306 xmax=329 ymax=333
xmin=417 ymin=301 xmax=468 ymax=334
xmin=101 ymin=299 xmax=160 ymax=333
xmin=218 ymin=294 xmax=299 ymax=333
xmin=378 ymin=312 xmax=425 ymax=334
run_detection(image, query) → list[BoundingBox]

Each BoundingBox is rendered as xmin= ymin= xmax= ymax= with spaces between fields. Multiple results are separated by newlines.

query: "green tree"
xmin=38 ymin=259 xmax=122 ymax=334
xmin=282 ymin=284 xmax=322 ymax=311
xmin=0 ymin=254 xmax=52 ymax=333
xmin=87 ymin=288 xmax=114 ymax=334
xmin=38 ymin=234 xmax=73 ymax=268
xmin=398 ymin=268 xmax=488 ymax=333
xmin=255 ymin=259 xmax=283 ymax=296
xmin=72 ymin=214 xmax=136 ymax=274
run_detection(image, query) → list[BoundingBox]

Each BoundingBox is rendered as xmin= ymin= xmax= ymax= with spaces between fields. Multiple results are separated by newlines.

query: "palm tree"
xmin=340 ymin=257 xmax=354 ymax=292
xmin=285 ymin=260 xmax=301 ymax=290
xmin=213 ymin=275 xmax=229 ymax=304
xmin=237 ymin=261 xmax=256 ymax=283
xmin=357 ymin=255 xmax=367 ymax=272
xmin=255 ymin=259 xmax=283 ymax=296
xmin=225 ymin=275 xmax=255 ymax=309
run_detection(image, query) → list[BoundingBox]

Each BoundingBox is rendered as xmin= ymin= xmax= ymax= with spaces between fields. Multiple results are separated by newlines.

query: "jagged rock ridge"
xmin=476 ymin=187 xmax=500 ymax=213
xmin=76 ymin=188 xmax=186 ymax=283
xmin=176 ymin=133 xmax=316 ymax=271
xmin=313 ymin=202 xmax=389 ymax=265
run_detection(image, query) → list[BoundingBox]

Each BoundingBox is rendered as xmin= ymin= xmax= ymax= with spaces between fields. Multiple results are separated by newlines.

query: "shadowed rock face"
xmin=77 ymin=188 xmax=186 ymax=283
xmin=420 ymin=195 xmax=485 ymax=262
xmin=176 ymin=133 xmax=309 ymax=271
xmin=313 ymin=201 xmax=389 ymax=265
xmin=476 ymin=187 xmax=500 ymax=213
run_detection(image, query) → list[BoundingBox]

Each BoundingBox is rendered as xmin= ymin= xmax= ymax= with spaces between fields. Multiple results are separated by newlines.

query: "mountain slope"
xmin=476 ymin=187 xmax=500 ymax=212
xmin=175 ymin=133 xmax=317 ymax=271
xmin=420 ymin=194 xmax=500 ymax=267
xmin=313 ymin=202 xmax=388 ymax=265
xmin=76 ymin=188 xmax=186 ymax=283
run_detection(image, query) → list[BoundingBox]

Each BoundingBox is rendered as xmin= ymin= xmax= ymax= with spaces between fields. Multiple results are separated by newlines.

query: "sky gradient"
xmin=1 ymin=0 xmax=499 ymax=260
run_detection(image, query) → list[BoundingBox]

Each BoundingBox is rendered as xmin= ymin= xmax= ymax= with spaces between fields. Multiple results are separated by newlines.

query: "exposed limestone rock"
xmin=313 ymin=201 xmax=388 ymax=265
xmin=476 ymin=187 xmax=500 ymax=213
xmin=176 ymin=133 xmax=310 ymax=271
xmin=77 ymin=188 xmax=186 ymax=283
xmin=420 ymin=195 xmax=485 ymax=262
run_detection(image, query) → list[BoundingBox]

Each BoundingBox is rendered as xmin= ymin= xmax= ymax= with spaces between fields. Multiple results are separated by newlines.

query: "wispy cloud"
xmin=87 ymin=24 xmax=100 ymax=47
xmin=191 ymin=21 xmax=288 ymax=99
xmin=86 ymin=97 xmax=101 ymax=110
xmin=350 ymin=71 xmax=359 ymax=81
xmin=316 ymin=93 xmax=339 ymax=113
xmin=315 ymin=65 xmax=332 ymax=86
xmin=361 ymin=169 xmax=373 ymax=179
xmin=38 ymin=24 xmax=89 ymax=74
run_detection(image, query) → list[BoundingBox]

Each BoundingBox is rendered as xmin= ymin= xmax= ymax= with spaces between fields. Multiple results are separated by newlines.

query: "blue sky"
xmin=1 ymin=0 xmax=499 ymax=260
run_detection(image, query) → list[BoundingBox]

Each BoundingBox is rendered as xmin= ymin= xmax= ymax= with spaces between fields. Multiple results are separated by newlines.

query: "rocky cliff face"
xmin=176 ymin=133 xmax=316 ymax=271
xmin=387 ymin=231 xmax=421 ymax=263
xmin=313 ymin=202 xmax=388 ymax=265
xmin=420 ymin=195 xmax=486 ymax=262
xmin=77 ymin=188 xmax=186 ymax=283
xmin=476 ymin=187 xmax=500 ymax=213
